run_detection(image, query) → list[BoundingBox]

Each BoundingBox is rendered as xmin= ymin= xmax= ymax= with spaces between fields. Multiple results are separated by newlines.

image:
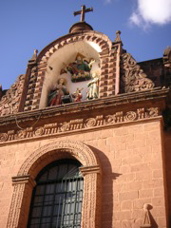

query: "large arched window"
xmin=27 ymin=159 xmax=83 ymax=228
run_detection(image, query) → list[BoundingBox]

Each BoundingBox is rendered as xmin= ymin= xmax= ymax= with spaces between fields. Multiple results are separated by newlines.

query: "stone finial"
xmin=163 ymin=46 xmax=171 ymax=56
xmin=114 ymin=30 xmax=122 ymax=43
xmin=31 ymin=49 xmax=38 ymax=60
xmin=163 ymin=46 xmax=171 ymax=67
xmin=28 ymin=49 xmax=38 ymax=65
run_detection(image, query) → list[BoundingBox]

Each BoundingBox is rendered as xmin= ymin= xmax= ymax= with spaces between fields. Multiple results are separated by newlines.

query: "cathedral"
xmin=0 ymin=5 xmax=171 ymax=228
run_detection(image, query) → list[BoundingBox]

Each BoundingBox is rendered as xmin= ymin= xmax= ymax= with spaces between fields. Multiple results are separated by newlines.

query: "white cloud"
xmin=130 ymin=12 xmax=141 ymax=26
xmin=104 ymin=0 xmax=120 ymax=4
xmin=130 ymin=0 xmax=171 ymax=28
xmin=105 ymin=0 xmax=112 ymax=3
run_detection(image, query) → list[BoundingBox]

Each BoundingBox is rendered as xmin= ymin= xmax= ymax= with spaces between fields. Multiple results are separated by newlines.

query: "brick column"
xmin=80 ymin=165 xmax=101 ymax=228
xmin=99 ymin=55 xmax=109 ymax=98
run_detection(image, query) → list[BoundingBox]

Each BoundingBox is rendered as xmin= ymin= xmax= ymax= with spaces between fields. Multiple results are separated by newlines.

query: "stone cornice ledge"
xmin=0 ymin=87 xmax=169 ymax=125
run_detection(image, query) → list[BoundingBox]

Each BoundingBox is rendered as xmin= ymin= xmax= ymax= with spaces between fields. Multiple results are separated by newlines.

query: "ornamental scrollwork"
xmin=124 ymin=111 xmax=137 ymax=121
xmin=85 ymin=118 xmax=96 ymax=128
xmin=147 ymin=107 xmax=159 ymax=117
xmin=0 ymin=75 xmax=25 ymax=117
xmin=60 ymin=122 xmax=70 ymax=132
xmin=121 ymin=53 xmax=154 ymax=93
xmin=34 ymin=127 xmax=45 ymax=136
xmin=105 ymin=115 xmax=116 ymax=124
xmin=18 ymin=130 xmax=27 ymax=139
xmin=0 ymin=133 xmax=8 ymax=142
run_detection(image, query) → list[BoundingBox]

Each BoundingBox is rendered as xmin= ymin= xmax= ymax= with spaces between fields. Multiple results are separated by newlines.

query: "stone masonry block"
xmin=121 ymin=200 xmax=133 ymax=210
xmin=139 ymin=189 xmax=153 ymax=198
xmin=153 ymin=187 xmax=165 ymax=197
xmin=119 ymin=191 xmax=139 ymax=201
xmin=152 ymin=197 xmax=165 ymax=207
xmin=136 ymin=171 xmax=152 ymax=181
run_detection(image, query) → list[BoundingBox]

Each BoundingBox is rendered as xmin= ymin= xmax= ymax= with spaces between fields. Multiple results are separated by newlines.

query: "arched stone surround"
xmin=23 ymin=31 xmax=120 ymax=111
xmin=7 ymin=141 xmax=102 ymax=228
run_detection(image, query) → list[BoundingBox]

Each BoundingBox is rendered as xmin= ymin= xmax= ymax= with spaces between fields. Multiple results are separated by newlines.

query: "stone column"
xmin=7 ymin=175 xmax=36 ymax=228
xmin=80 ymin=165 xmax=101 ymax=228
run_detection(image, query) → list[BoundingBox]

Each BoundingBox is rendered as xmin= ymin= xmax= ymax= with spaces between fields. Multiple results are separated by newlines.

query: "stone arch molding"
xmin=7 ymin=141 xmax=102 ymax=228
xmin=18 ymin=140 xmax=100 ymax=176
xmin=27 ymin=31 xmax=114 ymax=110
xmin=37 ymin=31 xmax=112 ymax=63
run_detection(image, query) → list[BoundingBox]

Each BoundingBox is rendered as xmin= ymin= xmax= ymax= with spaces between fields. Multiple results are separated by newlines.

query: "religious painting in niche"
xmin=47 ymin=53 xmax=100 ymax=107
xmin=63 ymin=53 xmax=95 ymax=82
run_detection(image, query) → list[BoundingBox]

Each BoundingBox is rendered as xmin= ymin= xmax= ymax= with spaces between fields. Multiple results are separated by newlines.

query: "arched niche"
xmin=39 ymin=40 xmax=102 ymax=108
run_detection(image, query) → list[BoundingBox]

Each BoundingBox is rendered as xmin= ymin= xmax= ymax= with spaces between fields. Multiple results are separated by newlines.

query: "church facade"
xmin=0 ymin=6 xmax=171 ymax=228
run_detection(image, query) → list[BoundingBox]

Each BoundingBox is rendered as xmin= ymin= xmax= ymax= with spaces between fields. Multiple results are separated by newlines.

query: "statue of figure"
xmin=87 ymin=72 xmax=99 ymax=100
xmin=69 ymin=55 xmax=89 ymax=72
xmin=88 ymin=58 xmax=95 ymax=69
xmin=67 ymin=54 xmax=92 ymax=82
xmin=48 ymin=78 xmax=69 ymax=106
xmin=72 ymin=88 xmax=83 ymax=102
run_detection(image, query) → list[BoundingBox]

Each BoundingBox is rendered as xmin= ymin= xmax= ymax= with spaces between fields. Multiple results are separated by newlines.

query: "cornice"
xmin=0 ymin=87 xmax=169 ymax=126
xmin=0 ymin=87 xmax=169 ymax=145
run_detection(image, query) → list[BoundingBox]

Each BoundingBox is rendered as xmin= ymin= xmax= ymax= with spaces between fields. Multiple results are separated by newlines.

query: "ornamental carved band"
xmin=0 ymin=107 xmax=159 ymax=144
xmin=7 ymin=141 xmax=102 ymax=228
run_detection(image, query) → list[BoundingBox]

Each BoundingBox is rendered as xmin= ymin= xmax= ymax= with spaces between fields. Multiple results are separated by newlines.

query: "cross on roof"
xmin=73 ymin=5 xmax=93 ymax=22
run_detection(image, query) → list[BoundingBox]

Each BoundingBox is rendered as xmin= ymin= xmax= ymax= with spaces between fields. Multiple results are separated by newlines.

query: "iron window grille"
xmin=28 ymin=159 xmax=83 ymax=228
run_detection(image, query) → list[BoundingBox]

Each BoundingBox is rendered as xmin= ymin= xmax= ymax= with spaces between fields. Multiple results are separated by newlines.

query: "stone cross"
xmin=73 ymin=5 xmax=93 ymax=22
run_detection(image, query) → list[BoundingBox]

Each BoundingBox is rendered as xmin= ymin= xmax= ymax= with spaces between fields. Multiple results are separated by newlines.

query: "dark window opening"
xmin=28 ymin=159 xmax=83 ymax=228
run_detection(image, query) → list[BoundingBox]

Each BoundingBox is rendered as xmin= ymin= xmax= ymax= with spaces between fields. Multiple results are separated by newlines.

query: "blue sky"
xmin=0 ymin=0 xmax=171 ymax=89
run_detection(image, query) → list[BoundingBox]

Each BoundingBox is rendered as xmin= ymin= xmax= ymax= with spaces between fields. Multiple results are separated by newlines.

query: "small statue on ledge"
xmin=72 ymin=88 xmax=83 ymax=102
xmin=48 ymin=78 xmax=69 ymax=106
xmin=87 ymin=72 xmax=99 ymax=100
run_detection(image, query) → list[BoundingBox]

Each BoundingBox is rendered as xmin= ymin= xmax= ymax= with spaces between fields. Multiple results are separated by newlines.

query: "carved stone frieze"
xmin=121 ymin=53 xmax=154 ymax=92
xmin=85 ymin=118 xmax=97 ymax=127
xmin=0 ymin=75 xmax=25 ymax=117
xmin=0 ymin=107 xmax=159 ymax=144
xmin=124 ymin=111 xmax=137 ymax=121
xmin=34 ymin=127 xmax=44 ymax=136
xmin=0 ymin=133 xmax=8 ymax=141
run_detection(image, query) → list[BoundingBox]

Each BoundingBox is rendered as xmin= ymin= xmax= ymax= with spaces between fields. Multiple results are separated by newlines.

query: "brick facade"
xmin=0 ymin=20 xmax=171 ymax=228
xmin=0 ymin=117 xmax=169 ymax=228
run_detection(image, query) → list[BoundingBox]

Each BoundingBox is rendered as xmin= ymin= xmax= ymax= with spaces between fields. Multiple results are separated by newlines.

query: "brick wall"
xmin=164 ymin=131 xmax=171 ymax=227
xmin=0 ymin=118 xmax=167 ymax=228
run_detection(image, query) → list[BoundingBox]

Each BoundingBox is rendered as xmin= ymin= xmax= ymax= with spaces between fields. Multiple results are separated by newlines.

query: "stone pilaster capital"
xmin=80 ymin=165 xmax=101 ymax=176
xmin=12 ymin=175 xmax=36 ymax=187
